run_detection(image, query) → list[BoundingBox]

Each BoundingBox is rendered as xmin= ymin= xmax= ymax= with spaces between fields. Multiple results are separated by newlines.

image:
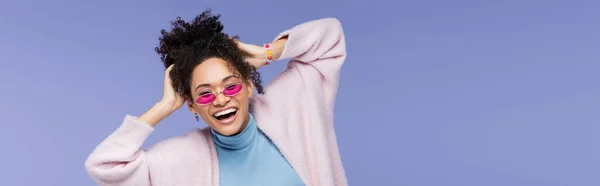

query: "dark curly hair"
xmin=155 ymin=9 xmax=264 ymax=101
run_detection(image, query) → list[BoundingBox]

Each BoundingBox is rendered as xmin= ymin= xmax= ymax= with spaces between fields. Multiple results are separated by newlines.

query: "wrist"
xmin=269 ymin=38 xmax=286 ymax=60
xmin=256 ymin=48 xmax=268 ymax=62
xmin=154 ymin=101 xmax=178 ymax=116
xmin=261 ymin=43 xmax=273 ymax=66
xmin=138 ymin=102 xmax=173 ymax=127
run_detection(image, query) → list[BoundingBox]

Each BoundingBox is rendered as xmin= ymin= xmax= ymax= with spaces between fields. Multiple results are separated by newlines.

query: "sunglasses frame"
xmin=194 ymin=82 xmax=244 ymax=105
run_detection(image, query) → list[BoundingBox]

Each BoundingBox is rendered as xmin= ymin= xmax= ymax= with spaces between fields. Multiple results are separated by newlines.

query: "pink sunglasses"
xmin=195 ymin=83 xmax=243 ymax=105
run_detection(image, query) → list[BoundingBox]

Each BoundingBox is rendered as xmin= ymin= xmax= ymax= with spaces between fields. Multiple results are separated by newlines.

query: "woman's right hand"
xmin=138 ymin=64 xmax=186 ymax=127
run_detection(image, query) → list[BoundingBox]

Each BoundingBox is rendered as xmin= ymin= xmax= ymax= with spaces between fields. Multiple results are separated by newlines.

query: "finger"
xmin=234 ymin=40 xmax=244 ymax=48
xmin=229 ymin=36 xmax=238 ymax=44
xmin=230 ymin=35 xmax=241 ymax=41
xmin=231 ymin=37 xmax=248 ymax=47
xmin=165 ymin=64 xmax=175 ymax=74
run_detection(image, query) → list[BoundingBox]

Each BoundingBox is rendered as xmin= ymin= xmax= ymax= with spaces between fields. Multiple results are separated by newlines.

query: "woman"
xmin=85 ymin=10 xmax=347 ymax=186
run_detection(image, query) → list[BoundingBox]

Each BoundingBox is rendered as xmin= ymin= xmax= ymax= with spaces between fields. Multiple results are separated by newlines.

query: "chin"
xmin=209 ymin=107 xmax=247 ymax=136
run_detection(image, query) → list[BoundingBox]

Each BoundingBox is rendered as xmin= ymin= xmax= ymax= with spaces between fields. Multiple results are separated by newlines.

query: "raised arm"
xmin=247 ymin=18 xmax=348 ymax=185
xmin=273 ymin=18 xmax=346 ymax=65
xmin=256 ymin=18 xmax=346 ymax=114
xmin=85 ymin=65 xmax=186 ymax=186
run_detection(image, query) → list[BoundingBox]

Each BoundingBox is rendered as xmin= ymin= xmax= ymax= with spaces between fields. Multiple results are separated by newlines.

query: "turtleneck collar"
xmin=211 ymin=113 xmax=257 ymax=150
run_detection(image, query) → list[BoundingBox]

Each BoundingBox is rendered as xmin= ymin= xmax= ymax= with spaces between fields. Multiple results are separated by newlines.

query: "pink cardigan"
xmin=85 ymin=18 xmax=348 ymax=186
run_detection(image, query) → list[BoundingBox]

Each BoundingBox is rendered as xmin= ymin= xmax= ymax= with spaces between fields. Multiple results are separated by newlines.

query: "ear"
xmin=246 ymin=80 xmax=255 ymax=98
xmin=187 ymin=100 xmax=196 ymax=114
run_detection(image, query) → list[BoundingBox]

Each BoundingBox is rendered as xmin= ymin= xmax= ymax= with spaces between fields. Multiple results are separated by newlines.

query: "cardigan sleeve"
xmin=251 ymin=18 xmax=348 ymax=186
xmin=274 ymin=17 xmax=346 ymax=83
xmin=84 ymin=115 xmax=155 ymax=186
xmin=262 ymin=18 xmax=347 ymax=119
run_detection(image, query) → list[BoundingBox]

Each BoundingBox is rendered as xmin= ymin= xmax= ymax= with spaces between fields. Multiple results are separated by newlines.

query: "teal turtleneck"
xmin=211 ymin=113 xmax=304 ymax=186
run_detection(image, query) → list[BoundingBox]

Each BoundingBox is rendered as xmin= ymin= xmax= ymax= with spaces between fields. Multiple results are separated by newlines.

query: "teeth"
xmin=214 ymin=108 xmax=237 ymax=117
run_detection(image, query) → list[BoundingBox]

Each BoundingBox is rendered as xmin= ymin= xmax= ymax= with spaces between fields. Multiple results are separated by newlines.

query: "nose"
xmin=211 ymin=91 xmax=230 ymax=107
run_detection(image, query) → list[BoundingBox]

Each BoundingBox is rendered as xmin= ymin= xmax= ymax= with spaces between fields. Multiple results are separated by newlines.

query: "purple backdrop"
xmin=1 ymin=0 xmax=599 ymax=185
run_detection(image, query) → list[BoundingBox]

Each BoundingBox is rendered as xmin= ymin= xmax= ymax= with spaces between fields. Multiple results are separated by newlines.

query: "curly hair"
xmin=155 ymin=9 xmax=264 ymax=101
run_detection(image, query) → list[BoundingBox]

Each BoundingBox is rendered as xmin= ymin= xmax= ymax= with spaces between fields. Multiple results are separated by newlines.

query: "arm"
xmin=84 ymin=115 xmax=155 ymax=186
xmin=85 ymin=65 xmax=183 ymax=186
xmin=260 ymin=18 xmax=346 ymax=111
xmin=254 ymin=18 xmax=348 ymax=185
xmin=271 ymin=18 xmax=346 ymax=65
xmin=249 ymin=18 xmax=345 ymax=72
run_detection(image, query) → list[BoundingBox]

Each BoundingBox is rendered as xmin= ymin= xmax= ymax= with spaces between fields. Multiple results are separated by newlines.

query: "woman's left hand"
xmin=234 ymin=40 xmax=268 ymax=69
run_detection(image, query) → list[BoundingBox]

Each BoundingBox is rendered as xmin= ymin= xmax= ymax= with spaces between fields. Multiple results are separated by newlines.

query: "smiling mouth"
xmin=213 ymin=108 xmax=238 ymax=121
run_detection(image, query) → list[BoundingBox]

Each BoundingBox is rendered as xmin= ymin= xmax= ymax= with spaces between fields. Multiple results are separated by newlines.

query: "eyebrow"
xmin=194 ymin=75 xmax=238 ymax=92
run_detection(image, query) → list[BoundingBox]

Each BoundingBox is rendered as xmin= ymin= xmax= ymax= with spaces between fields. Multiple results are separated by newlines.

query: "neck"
xmin=229 ymin=112 xmax=251 ymax=136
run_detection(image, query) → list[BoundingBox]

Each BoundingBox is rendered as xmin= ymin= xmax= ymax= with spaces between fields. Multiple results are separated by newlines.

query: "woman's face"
xmin=188 ymin=57 xmax=254 ymax=136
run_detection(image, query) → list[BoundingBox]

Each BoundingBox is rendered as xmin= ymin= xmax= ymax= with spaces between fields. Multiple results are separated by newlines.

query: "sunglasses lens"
xmin=196 ymin=94 xmax=216 ymax=105
xmin=223 ymin=84 xmax=243 ymax=96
